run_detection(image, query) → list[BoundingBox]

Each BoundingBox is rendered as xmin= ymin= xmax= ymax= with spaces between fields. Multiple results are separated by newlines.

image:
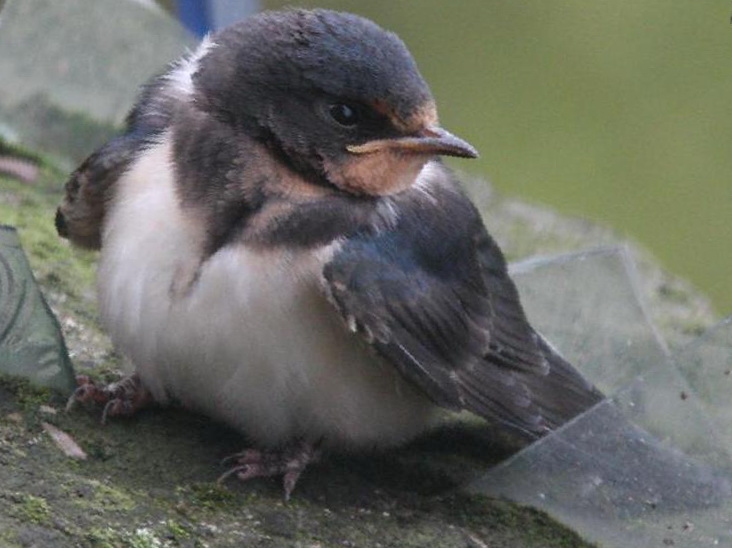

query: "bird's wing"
xmin=323 ymin=175 xmax=602 ymax=438
xmin=56 ymin=72 xmax=176 ymax=249
xmin=55 ymin=133 xmax=151 ymax=249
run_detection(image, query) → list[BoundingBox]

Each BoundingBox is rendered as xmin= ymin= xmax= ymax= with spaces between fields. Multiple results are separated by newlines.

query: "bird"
xmin=57 ymin=8 xmax=603 ymax=499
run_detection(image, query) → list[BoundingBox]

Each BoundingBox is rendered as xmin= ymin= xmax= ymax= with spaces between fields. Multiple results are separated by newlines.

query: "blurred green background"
xmin=257 ymin=0 xmax=732 ymax=314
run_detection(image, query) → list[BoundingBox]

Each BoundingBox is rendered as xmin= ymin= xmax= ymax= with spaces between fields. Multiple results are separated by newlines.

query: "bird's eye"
xmin=329 ymin=103 xmax=360 ymax=127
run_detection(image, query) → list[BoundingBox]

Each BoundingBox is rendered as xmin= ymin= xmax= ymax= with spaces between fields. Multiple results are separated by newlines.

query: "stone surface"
xmin=0 ymin=150 xmax=719 ymax=546
xmin=0 ymin=0 xmax=193 ymax=165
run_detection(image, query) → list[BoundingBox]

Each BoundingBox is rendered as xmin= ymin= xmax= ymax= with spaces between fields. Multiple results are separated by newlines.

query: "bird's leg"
xmin=66 ymin=373 xmax=154 ymax=424
xmin=218 ymin=439 xmax=321 ymax=501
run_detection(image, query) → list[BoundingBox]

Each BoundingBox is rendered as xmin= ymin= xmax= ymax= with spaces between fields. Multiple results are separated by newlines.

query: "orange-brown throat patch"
xmin=326 ymin=100 xmax=437 ymax=196
xmin=324 ymin=149 xmax=428 ymax=196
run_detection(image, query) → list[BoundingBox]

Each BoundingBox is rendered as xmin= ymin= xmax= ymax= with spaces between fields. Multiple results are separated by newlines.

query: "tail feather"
xmin=528 ymin=334 xmax=605 ymax=432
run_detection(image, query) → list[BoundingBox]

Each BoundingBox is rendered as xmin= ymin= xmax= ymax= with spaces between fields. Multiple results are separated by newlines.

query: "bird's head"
xmin=192 ymin=9 xmax=477 ymax=196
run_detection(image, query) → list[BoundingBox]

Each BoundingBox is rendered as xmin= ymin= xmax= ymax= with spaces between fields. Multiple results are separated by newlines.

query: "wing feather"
xmin=55 ymin=133 xmax=151 ymax=249
xmin=56 ymin=70 xmax=178 ymax=249
xmin=323 ymin=167 xmax=603 ymax=439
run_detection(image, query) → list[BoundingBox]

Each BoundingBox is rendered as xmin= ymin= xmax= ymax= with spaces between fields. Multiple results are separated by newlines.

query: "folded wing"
xmin=323 ymin=171 xmax=603 ymax=439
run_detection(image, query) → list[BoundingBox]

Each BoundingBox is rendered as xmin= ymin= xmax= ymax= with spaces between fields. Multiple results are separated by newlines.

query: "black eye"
xmin=329 ymin=103 xmax=360 ymax=127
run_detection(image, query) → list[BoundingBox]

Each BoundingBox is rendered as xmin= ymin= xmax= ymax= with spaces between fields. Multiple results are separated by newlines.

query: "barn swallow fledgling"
xmin=58 ymin=9 xmax=603 ymax=499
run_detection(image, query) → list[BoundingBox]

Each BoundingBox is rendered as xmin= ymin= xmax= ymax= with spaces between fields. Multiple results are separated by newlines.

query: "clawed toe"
xmin=66 ymin=373 xmax=153 ymax=424
xmin=220 ymin=448 xmax=262 ymax=467
xmin=218 ymin=440 xmax=320 ymax=500
xmin=65 ymin=375 xmax=106 ymax=411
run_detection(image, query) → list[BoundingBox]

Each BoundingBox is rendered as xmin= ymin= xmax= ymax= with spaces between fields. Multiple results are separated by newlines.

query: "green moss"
xmin=86 ymin=527 xmax=125 ymax=548
xmin=0 ymin=373 xmax=53 ymax=410
xmin=0 ymin=151 xmax=112 ymax=368
xmin=124 ymin=527 xmax=167 ymax=548
xmin=440 ymin=494 xmax=594 ymax=548
xmin=71 ymin=479 xmax=137 ymax=513
xmin=14 ymin=494 xmax=51 ymax=525
xmin=164 ymin=519 xmax=192 ymax=542
xmin=0 ymin=528 xmax=23 ymax=548
xmin=87 ymin=522 xmax=186 ymax=548
xmin=180 ymin=482 xmax=237 ymax=512
xmin=0 ymin=173 xmax=98 ymax=297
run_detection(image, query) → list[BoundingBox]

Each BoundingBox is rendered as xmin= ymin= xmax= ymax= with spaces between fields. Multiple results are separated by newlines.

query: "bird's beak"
xmin=347 ymin=126 xmax=479 ymax=159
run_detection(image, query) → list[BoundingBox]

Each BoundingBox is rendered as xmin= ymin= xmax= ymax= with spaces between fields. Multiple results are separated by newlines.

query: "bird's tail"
xmin=524 ymin=334 xmax=605 ymax=436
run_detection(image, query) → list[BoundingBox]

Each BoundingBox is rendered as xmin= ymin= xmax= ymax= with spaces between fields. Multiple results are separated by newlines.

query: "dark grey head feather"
xmin=194 ymin=9 xmax=432 ymax=127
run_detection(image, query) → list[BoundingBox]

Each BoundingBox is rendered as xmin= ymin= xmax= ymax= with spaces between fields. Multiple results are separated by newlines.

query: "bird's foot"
xmin=66 ymin=373 xmax=154 ymax=424
xmin=218 ymin=440 xmax=321 ymax=501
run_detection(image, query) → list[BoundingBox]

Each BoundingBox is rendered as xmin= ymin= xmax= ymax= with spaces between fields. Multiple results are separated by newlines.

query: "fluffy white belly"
xmin=97 ymin=139 xmax=436 ymax=448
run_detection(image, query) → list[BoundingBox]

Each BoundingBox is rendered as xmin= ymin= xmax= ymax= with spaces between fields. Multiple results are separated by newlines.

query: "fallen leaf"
xmin=42 ymin=422 xmax=87 ymax=460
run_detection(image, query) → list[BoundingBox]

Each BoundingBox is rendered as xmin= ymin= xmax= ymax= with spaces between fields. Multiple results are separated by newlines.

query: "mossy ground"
xmin=2 ymin=143 xmax=716 ymax=547
xmin=0 ymin=373 xmax=594 ymax=548
xmin=0 ymin=144 xmax=113 ymax=369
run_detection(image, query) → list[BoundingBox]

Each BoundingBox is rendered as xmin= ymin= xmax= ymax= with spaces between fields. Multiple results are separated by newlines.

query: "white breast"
xmin=97 ymin=136 xmax=436 ymax=449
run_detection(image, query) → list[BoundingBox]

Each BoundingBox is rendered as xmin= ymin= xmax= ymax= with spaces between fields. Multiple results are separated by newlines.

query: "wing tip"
xmin=55 ymin=207 xmax=69 ymax=239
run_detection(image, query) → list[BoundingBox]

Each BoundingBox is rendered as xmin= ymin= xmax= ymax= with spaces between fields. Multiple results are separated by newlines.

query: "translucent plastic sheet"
xmin=0 ymin=0 xmax=192 ymax=163
xmin=0 ymin=226 xmax=74 ymax=393
xmin=473 ymin=247 xmax=732 ymax=547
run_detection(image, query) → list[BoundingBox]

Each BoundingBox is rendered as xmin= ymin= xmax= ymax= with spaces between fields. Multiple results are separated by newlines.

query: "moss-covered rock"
xmin=1 ymin=147 xmax=717 ymax=547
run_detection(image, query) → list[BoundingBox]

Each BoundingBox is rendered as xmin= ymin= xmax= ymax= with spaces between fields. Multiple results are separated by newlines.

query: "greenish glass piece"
xmin=0 ymin=226 xmax=75 ymax=393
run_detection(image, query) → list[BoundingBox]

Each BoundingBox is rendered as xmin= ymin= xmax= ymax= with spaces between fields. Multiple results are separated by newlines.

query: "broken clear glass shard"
xmin=471 ymin=382 xmax=732 ymax=548
xmin=675 ymin=317 xmax=732 ymax=453
xmin=510 ymin=246 xmax=669 ymax=393
xmin=471 ymin=248 xmax=732 ymax=547
xmin=0 ymin=226 xmax=75 ymax=393
xmin=0 ymin=0 xmax=193 ymax=163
